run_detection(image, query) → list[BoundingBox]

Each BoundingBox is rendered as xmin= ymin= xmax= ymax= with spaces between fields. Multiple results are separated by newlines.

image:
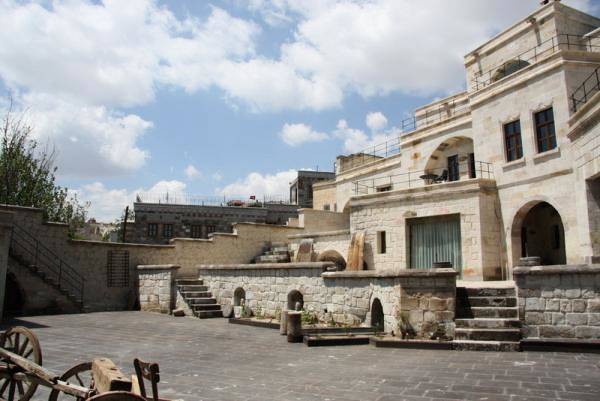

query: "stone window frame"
xmin=531 ymin=104 xmax=557 ymax=154
xmin=162 ymin=223 xmax=173 ymax=238
xmin=503 ymin=119 xmax=524 ymax=162
xmin=377 ymin=231 xmax=387 ymax=254
xmin=147 ymin=223 xmax=158 ymax=238
xmin=190 ymin=225 xmax=202 ymax=238
xmin=498 ymin=113 xmax=525 ymax=165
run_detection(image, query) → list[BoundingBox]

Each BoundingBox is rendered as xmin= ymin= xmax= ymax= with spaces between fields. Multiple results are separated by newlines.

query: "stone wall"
xmin=350 ymin=179 xmax=501 ymax=280
xmin=298 ymin=209 xmax=349 ymax=232
xmin=137 ymin=265 xmax=179 ymax=314
xmin=514 ymin=265 xmax=600 ymax=339
xmin=288 ymin=230 xmax=350 ymax=263
xmin=0 ymin=204 xmax=304 ymax=315
xmin=197 ymin=264 xmax=457 ymax=337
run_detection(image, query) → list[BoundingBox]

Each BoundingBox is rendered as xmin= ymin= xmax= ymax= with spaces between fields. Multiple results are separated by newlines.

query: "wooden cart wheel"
xmin=0 ymin=326 xmax=42 ymax=401
xmin=87 ymin=391 xmax=146 ymax=401
xmin=48 ymin=362 xmax=93 ymax=401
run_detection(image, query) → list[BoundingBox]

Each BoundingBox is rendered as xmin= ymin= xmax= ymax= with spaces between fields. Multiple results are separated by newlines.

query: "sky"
xmin=0 ymin=0 xmax=598 ymax=221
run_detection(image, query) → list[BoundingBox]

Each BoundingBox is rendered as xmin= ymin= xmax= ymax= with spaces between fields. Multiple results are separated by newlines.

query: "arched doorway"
xmin=371 ymin=298 xmax=384 ymax=332
xmin=512 ymin=201 xmax=566 ymax=266
xmin=233 ymin=287 xmax=246 ymax=306
xmin=317 ymin=250 xmax=346 ymax=270
xmin=287 ymin=290 xmax=303 ymax=311
xmin=424 ymin=137 xmax=476 ymax=184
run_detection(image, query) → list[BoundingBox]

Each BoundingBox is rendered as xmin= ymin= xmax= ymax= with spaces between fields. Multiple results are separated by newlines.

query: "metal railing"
xmin=9 ymin=225 xmax=85 ymax=304
xmin=135 ymin=193 xmax=295 ymax=207
xmin=472 ymin=33 xmax=600 ymax=91
xmin=352 ymin=161 xmax=494 ymax=196
xmin=338 ymin=100 xmax=471 ymax=172
xmin=571 ymin=66 xmax=600 ymax=112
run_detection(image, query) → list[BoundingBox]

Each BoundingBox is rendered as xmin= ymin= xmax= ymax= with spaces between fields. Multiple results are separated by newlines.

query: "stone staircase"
xmin=253 ymin=242 xmax=290 ymax=263
xmin=9 ymin=225 xmax=85 ymax=312
xmin=176 ymin=279 xmax=223 ymax=318
xmin=453 ymin=285 xmax=521 ymax=351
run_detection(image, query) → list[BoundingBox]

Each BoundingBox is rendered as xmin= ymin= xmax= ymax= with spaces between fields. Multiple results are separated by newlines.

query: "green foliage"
xmin=301 ymin=309 xmax=319 ymax=325
xmin=0 ymin=104 xmax=88 ymax=236
xmin=396 ymin=311 xmax=416 ymax=339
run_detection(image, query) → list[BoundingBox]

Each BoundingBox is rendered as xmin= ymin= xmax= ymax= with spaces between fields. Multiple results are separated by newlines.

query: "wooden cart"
xmin=0 ymin=326 xmax=169 ymax=401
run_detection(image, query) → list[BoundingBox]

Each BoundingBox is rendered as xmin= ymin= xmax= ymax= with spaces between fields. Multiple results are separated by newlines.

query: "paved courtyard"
xmin=2 ymin=312 xmax=600 ymax=401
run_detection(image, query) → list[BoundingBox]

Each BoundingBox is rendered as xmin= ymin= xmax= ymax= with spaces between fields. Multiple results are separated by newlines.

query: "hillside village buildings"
xmin=1 ymin=1 xmax=600 ymax=349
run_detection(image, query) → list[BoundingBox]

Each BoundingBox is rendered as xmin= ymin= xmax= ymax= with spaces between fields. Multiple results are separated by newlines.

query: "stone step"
xmin=271 ymin=242 xmax=287 ymax=248
xmin=177 ymin=285 xmax=209 ymax=292
xmin=176 ymin=279 xmax=204 ymax=286
xmin=255 ymin=255 xmax=290 ymax=263
xmin=192 ymin=304 xmax=222 ymax=311
xmin=464 ymin=287 xmax=516 ymax=297
xmin=454 ymin=328 xmax=521 ymax=342
xmin=471 ymin=307 xmax=518 ymax=319
xmin=272 ymin=246 xmax=289 ymax=253
xmin=452 ymin=340 xmax=521 ymax=352
xmin=195 ymin=310 xmax=223 ymax=319
xmin=180 ymin=291 xmax=212 ymax=298
xmin=184 ymin=297 xmax=217 ymax=305
xmin=467 ymin=297 xmax=517 ymax=307
xmin=455 ymin=318 xmax=521 ymax=329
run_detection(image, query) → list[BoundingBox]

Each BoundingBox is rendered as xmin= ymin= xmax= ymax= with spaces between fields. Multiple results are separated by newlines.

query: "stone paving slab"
xmin=2 ymin=312 xmax=600 ymax=401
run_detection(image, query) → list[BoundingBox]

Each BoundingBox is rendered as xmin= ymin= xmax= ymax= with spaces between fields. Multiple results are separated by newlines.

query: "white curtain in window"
xmin=410 ymin=216 xmax=462 ymax=272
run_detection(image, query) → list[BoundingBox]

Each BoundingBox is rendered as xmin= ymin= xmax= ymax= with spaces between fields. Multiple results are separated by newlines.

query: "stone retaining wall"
xmin=137 ymin=265 xmax=180 ymax=314
xmin=514 ymin=265 xmax=600 ymax=339
xmin=197 ymin=264 xmax=457 ymax=337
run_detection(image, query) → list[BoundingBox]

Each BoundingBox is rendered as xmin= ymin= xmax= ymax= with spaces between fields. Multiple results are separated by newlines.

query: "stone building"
xmin=310 ymin=0 xmax=600 ymax=282
xmin=131 ymin=201 xmax=299 ymax=244
xmin=289 ymin=170 xmax=336 ymax=209
xmin=2 ymin=1 xmax=600 ymax=347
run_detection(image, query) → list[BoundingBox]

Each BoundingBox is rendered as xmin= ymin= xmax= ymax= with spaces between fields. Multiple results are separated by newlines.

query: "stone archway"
xmin=371 ymin=298 xmax=384 ymax=332
xmin=424 ymin=136 xmax=475 ymax=183
xmin=317 ymin=249 xmax=346 ymax=270
xmin=511 ymin=201 xmax=566 ymax=266
xmin=233 ymin=287 xmax=246 ymax=306
xmin=287 ymin=290 xmax=304 ymax=311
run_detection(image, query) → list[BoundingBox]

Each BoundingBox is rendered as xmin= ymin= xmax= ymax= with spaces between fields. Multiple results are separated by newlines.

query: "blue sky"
xmin=0 ymin=0 xmax=598 ymax=221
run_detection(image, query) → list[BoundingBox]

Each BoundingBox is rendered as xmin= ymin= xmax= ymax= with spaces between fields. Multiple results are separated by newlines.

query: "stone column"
xmin=136 ymin=264 xmax=180 ymax=314
xmin=0 ymin=211 xmax=13 ymax=322
xmin=286 ymin=311 xmax=303 ymax=343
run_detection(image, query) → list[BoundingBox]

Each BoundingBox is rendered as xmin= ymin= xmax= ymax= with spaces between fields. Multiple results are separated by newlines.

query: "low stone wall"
xmin=288 ymin=230 xmax=350 ymax=262
xmin=514 ymin=265 xmax=600 ymax=339
xmin=137 ymin=264 xmax=180 ymax=314
xmin=197 ymin=264 xmax=457 ymax=337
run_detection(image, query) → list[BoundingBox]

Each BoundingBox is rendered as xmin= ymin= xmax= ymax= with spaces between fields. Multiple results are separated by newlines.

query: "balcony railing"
xmin=571 ymin=66 xmax=600 ymax=112
xmin=472 ymin=33 xmax=600 ymax=91
xmin=352 ymin=161 xmax=494 ymax=196
xmin=135 ymin=193 xmax=295 ymax=207
xmin=338 ymin=100 xmax=471 ymax=172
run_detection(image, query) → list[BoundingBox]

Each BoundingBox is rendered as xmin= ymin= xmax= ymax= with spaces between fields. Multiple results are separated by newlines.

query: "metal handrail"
xmin=135 ymin=193 xmax=295 ymax=207
xmin=338 ymin=100 xmax=471 ymax=172
xmin=571 ymin=66 xmax=600 ymax=112
xmin=472 ymin=33 xmax=600 ymax=91
xmin=10 ymin=225 xmax=84 ymax=303
xmin=352 ymin=160 xmax=494 ymax=195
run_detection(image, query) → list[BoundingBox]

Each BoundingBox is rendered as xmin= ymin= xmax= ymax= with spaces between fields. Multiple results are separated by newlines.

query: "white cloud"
xmin=280 ymin=123 xmax=328 ymax=146
xmin=212 ymin=172 xmax=223 ymax=182
xmin=0 ymin=0 xmax=259 ymax=177
xmin=184 ymin=164 xmax=202 ymax=180
xmin=16 ymin=94 xmax=151 ymax=178
xmin=333 ymin=117 xmax=399 ymax=154
xmin=216 ymin=169 xmax=297 ymax=199
xmin=75 ymin=179 xmax=187 ymax=221
xmin=366 ymin=112 xmax=388 ymax=132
